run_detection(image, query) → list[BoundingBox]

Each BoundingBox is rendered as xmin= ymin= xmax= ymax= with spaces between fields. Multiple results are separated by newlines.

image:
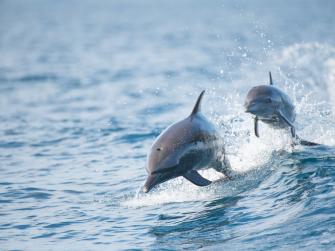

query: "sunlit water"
xmin=1 ymin=0 xmax=335 ymax=250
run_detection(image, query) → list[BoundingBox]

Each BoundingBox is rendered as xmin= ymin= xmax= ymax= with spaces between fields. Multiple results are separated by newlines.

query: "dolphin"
xmin=143 ymin=90 xmax=233 ymax=193
xmin=244 ymin=72 xmax=319 ymax=146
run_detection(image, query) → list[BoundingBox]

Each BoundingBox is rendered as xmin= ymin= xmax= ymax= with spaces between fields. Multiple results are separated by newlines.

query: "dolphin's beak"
xmin=142 ymin=174 xmax=160 ymax=193
xmin=245 ymin=106 xmax=252 ymax=113
xmin=245 ymin=102 xmax=257 ymax=114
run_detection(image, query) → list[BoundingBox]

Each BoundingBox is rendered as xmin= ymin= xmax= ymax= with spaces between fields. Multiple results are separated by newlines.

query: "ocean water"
xmin=1 ymin=0 xmax=335 ymax=250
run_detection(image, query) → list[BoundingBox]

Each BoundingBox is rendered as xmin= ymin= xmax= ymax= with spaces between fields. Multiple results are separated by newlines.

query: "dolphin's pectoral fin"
xmin=254 ymin=116 xmax=260 ymax=137
xmin=183 ymin=170 xmax=212 ymax=186
xmin=277 ymin=111 xmax=296 ymax=137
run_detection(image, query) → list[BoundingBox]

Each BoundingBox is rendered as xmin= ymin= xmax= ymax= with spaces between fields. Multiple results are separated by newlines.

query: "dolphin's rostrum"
xmin=143 ymin=91 xmax=233 ymax=193
xmin=244 ymin=72 xmax=319 ymax=146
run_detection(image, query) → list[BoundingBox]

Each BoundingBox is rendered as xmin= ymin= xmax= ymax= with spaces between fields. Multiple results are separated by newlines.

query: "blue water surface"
xmin=1 ymin=0 xmax=335 ymax=250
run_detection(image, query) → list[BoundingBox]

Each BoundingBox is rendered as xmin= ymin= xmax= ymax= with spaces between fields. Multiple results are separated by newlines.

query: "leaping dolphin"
xmin=244 ymin=72 xmax=319 ymax=146
xmin=143 ymin=90 xmax=233 ymax=193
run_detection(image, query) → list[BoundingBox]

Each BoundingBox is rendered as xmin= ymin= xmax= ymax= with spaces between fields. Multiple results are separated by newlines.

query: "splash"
xmin=122 ymin=176 xmax=219 ymax=207
xmin=275 ymin=43 xmax=335 ymax=112
xmin=273 ymin=43 xmax=335 ymax=145
xmin=124 ymin=43 xmax=335 ymax=207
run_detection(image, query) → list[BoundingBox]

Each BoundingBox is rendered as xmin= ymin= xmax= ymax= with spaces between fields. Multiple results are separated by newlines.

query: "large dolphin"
xmin=143 ymin=91 xmax=233 ymax=193
xmin=244 ymin=72 xmax=318 ymax=146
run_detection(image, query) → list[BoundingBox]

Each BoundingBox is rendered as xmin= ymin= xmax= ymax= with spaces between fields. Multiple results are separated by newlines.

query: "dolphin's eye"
xmin=156 ymin=147 xmax=162 ymax=151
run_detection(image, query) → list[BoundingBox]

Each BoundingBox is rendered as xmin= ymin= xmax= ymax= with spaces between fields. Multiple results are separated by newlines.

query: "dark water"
xmin=1 ymin=0 xmax=335 ymax=250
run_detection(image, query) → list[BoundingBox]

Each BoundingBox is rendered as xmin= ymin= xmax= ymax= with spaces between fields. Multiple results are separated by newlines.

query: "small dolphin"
xmin=244 ymin=72 xmax=318 ymax=146
xmin=143 ymin=91 xmax=233 ymax=193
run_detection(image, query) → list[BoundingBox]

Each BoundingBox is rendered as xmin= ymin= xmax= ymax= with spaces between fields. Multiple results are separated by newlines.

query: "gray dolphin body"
xmin=143 ymin=91 xmax=233 ymax=193
xmin=244 ymin=72 xmax=318 ymax=146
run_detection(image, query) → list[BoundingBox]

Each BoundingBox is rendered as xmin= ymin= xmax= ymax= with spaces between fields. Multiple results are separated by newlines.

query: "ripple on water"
xmin=1 ymin=188 xmax=53 ymax=201
xmin=114 ymin=131 xmax=158 ymax=144
xmin=0 ymin=141 xmax=26 ymax=148
xmin=0 ymin=1 xmax=335 ymax=250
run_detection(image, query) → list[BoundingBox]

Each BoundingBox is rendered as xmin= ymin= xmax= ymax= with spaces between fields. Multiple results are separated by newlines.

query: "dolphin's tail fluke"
xmin=296 ymin=135 xmax=320 ymax=146
xmin=299 ymin=139 xmax=320 ymax=146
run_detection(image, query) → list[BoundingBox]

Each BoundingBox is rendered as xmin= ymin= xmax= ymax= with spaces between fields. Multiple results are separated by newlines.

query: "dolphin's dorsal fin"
xmin=190 ymin=90 xmax=205 ymax=116
xmin=269 ymin=71 xmax=273 ymax=85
